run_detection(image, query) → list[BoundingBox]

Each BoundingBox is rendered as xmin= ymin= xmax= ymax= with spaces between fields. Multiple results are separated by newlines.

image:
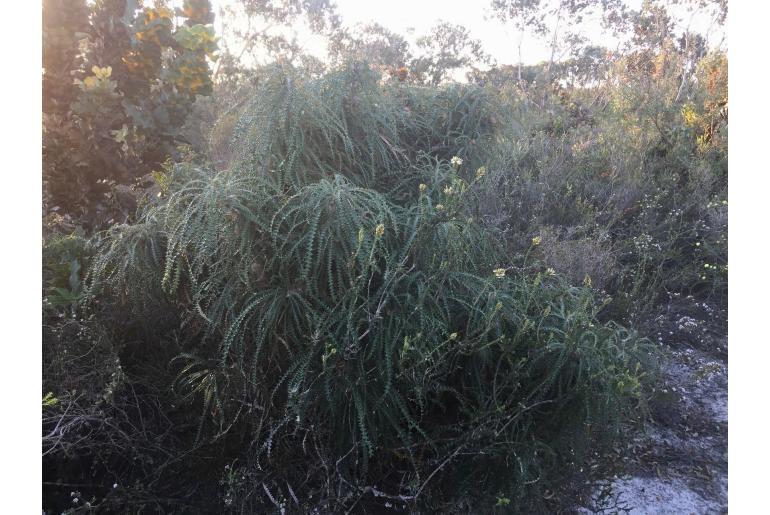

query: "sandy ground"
xmin=576 ymin=343 xmax=727 ymax=514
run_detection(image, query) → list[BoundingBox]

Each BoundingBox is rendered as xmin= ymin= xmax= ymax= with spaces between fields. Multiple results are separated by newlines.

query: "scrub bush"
xmin=78 ymin=64 xmax=652 ymax=512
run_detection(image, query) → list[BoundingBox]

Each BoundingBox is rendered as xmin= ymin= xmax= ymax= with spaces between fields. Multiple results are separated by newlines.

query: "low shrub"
xmin=477 ymin=49 xmax=727 ymax=336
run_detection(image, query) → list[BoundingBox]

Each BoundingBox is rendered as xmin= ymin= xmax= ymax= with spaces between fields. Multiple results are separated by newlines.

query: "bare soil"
xmin=575 ymin=341 xmax=727 ymax=514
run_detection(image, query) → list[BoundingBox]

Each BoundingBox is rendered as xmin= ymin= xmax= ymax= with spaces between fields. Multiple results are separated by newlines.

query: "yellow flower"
xmin=583 ymin=274 xmax=592 ymax=287
xmin=532 ymin=236 xmax=542 ymax=246
xmin=146 ymin=6 xmax=173 ymax=21
xmin=374 ymin=223 xmax=385 ymax=238
xmin=681 ymin=103 xmax=698 ymax=127
xmin=443 ymin=185 xmax=454 ymax=195
xmin=419 ymin=183 xmax=427 ymax=193
xmin=450 ymin=156 xmax=463 ymax=167
xmin=82 ymin=76 xmax=99 ymax=91
xmin=475 ymin=166 xmax=486 ymax=180
xmin=493 ymin=268 xmax=506 ymax=278
xmin=435 ymin=204 xmax=445 ymax=211
xmin=92 ymin=66 xmax=112 ymax=79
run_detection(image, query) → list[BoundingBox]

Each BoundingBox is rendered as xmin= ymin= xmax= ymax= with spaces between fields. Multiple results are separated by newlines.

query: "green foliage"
xmin=328 ymin=21 xmax=491 ymax=85
xmin=478 ymin=45 xmax=727 ymax=334
xmin=43 ymin=0 xmax=219 ymax=229
xmin=80 ymin=64 xmax=653 ymax=512
xmin=43 ymin=2 xmax=728 ymax=512
xmin=43 ymin=229 xmax=90 ymax=312
xmin=229 ymin=63 xmax=495 ymax=191
xmin=42 ymin=392 xmax=60 ymax=408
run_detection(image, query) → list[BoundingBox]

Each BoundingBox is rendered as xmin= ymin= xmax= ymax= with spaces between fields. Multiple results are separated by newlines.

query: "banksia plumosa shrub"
xmin=82 ymin=64 xmax=652 ymax=512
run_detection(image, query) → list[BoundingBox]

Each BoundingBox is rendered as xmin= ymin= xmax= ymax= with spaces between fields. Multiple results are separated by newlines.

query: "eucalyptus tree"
xmin=412 ymin=21 xmax=493 ymax=85
xmin=214 ymin=0 xmax=341 ymax=75
xmin=490 ymin=0 xmax=544 ymax=84
xmin=327 ymin=22 xmax=413 ymax=70
xmin=490 ymin=0 xmax=628 ymax=85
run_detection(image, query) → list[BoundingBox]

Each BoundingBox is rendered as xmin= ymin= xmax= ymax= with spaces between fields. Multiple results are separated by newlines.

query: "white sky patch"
xmin=207 ymin=0 xmax=727 ymax=69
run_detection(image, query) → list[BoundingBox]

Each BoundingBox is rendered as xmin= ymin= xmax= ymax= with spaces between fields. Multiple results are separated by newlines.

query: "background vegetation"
xmin=42 ymin=0 xmax=726 ymax=512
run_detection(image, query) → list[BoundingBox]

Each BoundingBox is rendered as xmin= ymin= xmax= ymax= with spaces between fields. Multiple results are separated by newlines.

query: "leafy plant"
xmin=84 ymin=64 xmax=653 ymax=512
xmin=43 ymin=0 xmax=219 ymax=229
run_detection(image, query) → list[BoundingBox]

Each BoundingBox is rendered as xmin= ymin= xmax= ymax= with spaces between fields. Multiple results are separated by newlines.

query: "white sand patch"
xmin=579 ymin=476 xmax=724 ymax=514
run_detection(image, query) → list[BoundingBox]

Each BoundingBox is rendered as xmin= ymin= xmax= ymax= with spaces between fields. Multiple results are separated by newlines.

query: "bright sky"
xmin=209 ymin=0 xmax=727 ymax=67
xmin=326 ymin=0 xmax=620 ymax=64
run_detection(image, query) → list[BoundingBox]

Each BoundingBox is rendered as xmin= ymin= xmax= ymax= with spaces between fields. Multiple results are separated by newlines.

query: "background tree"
xmin=43 ymin=0 xmax=218 ymax=229
xmin=42 ymin=0 xmax=90 ymax=116
xmin=490 ymin=0 xmax=629 ymax=88
xmin=328 ymin=22 xmax=413 ymax=72
xmin=327 ymin=21 xmax=491 ymax=85
xmin=489 ymin=0 xmax=544 ymax=84
xmin=214 ymin=0 xmax=340 ymax=73
xmin=412 ymin=21 xmax=492 ymax=85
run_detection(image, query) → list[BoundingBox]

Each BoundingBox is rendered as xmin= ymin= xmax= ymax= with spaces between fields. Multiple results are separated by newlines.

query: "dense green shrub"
xmin=70 ymin=64 xmax=653 ymax=512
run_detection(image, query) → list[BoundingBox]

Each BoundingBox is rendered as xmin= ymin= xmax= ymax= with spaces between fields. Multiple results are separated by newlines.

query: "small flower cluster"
xmin=667 ymin=207 xmax=684 ymax=217
xmin=632 ymin=233 xmax=654 ymax=251
xmin=676 ymin=316 xmax=698 ymax=331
